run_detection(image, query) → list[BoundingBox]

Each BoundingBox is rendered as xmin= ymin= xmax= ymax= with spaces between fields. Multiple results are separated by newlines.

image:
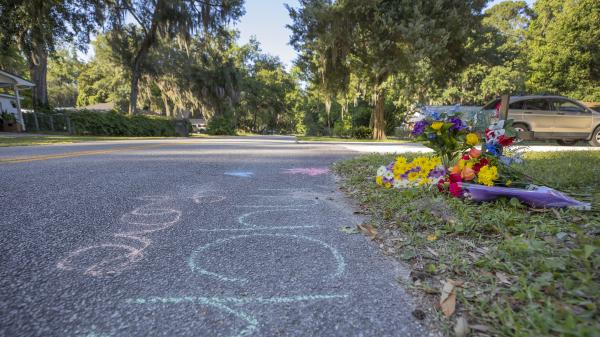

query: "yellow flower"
xmin=506 ymin=179 xmax=512 ymax=186
xmin=466 ymin=133 xmax=480 ymax=146
xmin=427 ymin=234 xmax=438 ymax=241
xmin=376 ymin=176 xmax=383 ymax=186
xmin=431 ymin=121 xmax=444 ymax=130
xmin=407 ymin=171 xmax=419 ymax=181
xmin=478 ymin=165 xmax=498 ymax=186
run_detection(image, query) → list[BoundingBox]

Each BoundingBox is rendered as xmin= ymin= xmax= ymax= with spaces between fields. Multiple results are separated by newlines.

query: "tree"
xmin=105 ymin=0 xmax=244 ymax=115
xmin=526 ymin=0 xmax=600 ymax=101
xmin=77 ymin=35 xmax=130 ymax=111
xmin=47 ymin=48 xmax=83 ymax=107
xmin=289 ymin=0 xmax=486 ymax=139
xmin=0 ymin=0 xmax=105 ymax=108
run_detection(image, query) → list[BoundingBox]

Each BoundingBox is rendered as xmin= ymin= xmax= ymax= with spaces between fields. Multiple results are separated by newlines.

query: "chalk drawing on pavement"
xmin=236 ymin=195 xmax=319 ymax=208
xmin=281 ymin=167 xmax=330 ymax=176
xmin=57 ymin=196 xmax=181 ymax=276
xmin=224 ymin=171 xmax=254 ymax=178
xmin=188 ymin=234 xmax=346 ymax=284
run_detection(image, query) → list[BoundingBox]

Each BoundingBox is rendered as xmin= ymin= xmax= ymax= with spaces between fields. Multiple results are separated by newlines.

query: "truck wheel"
xmin=513 ymin=123 xmax=529 ymax=132
xmin=590 ymin=127 xmax=600 ymax=147
xmin=557 ymin=140 xmax=578 ymax=146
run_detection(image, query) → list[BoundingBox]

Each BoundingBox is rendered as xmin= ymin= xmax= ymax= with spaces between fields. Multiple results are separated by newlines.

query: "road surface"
xmin=0 ymin=136 xmax=431 ymax=337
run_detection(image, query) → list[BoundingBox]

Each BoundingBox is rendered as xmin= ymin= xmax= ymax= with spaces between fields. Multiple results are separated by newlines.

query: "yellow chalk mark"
xmin=0 ymin=143 xmax=167 ymax=164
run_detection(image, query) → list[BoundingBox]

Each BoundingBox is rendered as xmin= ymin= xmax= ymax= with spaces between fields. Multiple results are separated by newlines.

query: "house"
xmin=0 ymin=70 xmax=35 ymax=131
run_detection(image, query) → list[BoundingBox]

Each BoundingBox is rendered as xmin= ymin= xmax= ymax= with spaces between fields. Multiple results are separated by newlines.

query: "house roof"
xmin=0 ymin=70 xmax=35 ymax=88
xmin=0 ymin=93 xmax=24 ymax=100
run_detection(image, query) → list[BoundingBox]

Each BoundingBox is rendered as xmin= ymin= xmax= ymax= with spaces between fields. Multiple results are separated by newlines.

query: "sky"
xmin=236 ymin=0 xmax=300 ymax=68
xmin=235 ymin=0 xmax=536 ymax=69
xmin=81 ymin=0 xmax=535 ymax=67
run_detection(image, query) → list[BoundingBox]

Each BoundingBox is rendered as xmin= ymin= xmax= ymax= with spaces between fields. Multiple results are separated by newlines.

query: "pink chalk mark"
xmin=282 ymin=167 xmax=330 ymax=176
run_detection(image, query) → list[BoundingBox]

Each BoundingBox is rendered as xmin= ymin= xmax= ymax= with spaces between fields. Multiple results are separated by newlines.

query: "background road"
xmin=0 ymin=136 xmax=431 ymax=337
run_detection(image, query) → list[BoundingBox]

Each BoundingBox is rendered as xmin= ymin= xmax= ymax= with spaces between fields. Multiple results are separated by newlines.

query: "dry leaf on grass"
xmin=495 ymin=271 xmax=512 ymax=285
xmin=454 ymin=316 xmax=470 ymax=337
xmin=440 ymin=280 xmax=457 ymax=316
xmin=357 ymin=223 xmax=377 ymax=239
xmin=440 ymin=279 xmax=463 ymax=317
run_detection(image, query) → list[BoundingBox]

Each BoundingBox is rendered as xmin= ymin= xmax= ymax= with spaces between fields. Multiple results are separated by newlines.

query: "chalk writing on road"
xmin=224 ymin=171 xmax=254 ymax=178
xmin=123 ymin=189 xmax=350 ymax=337
xmin=282 ymin=167 xmax=330 ymax=176
xmin=188 ymin=233 xmax=345 ymax=284
xmin=57 ymin=196 xmax=181 ymax=276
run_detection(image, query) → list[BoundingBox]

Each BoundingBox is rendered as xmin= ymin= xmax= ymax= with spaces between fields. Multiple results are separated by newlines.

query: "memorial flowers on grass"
xmin=378 ymin=105 xmax=588 ymax=208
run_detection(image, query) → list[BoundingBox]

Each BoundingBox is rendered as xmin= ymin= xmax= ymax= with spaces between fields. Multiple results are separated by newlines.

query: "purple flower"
xmin=428 ymin=167 xmax=447 ymax=178
xmin=448 ymin=117 xmax=467 ymax=131
xmin=412 ymin=120 xmax=429 ymax=136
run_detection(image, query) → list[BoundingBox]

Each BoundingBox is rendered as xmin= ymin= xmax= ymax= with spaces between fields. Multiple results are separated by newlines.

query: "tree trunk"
xmin=25 ymin=44 xmax=48 ymax=110
xmin=128 ymin=7 xmax=160 ymax=115
xmin=372 ymin=87 xmax=386 ymax=140
xmin=325 ymin=96 xmax=332 ymax=134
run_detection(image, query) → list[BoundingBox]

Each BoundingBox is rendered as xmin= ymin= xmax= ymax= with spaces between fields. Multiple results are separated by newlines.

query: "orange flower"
xmin=469 ymin=147 xmax=482 ymax=159
xmin=462 ymin=166 xmax=475 ymax=181
xmin=451 ymin=165 xmax=461 ymax=175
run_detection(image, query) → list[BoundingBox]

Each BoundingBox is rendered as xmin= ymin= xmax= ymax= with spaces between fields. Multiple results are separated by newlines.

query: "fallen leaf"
xmin=357 ymin=223 xmax=378 ymax=239
xmin=426 ymin=247 xmax=439 ymax=257
xmin=495 ymin=271 xmax=512 ymax=285
xmin=427 ymin=234 xmax=438 ymax=241
xmin=454 ymin=316 xmax=470 ymax=337
xmin=551 ymin=208 xmax=562 ymax=220
xmin=440 ymin=280 xmax=457 ymax=317
xmin=339 ymin=226 xmax=359 ymax=234
xmin=471 ymin=324 xmax=490 ymax=332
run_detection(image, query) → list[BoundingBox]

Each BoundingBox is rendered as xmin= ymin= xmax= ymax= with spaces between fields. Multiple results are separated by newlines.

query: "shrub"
xmin=66 ymin=110 xmax=177 ymax=136
xmin=333 ymin=118 xmax=352 ymax=138
xmin=207 ymin=115 xmax=236 ymax=135
xmin=350 ymin=126 xmax=372 ymax=139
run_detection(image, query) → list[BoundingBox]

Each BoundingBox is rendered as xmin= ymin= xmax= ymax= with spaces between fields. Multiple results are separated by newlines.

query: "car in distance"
xmin=481 ymin=95 xmax=600 ymax=146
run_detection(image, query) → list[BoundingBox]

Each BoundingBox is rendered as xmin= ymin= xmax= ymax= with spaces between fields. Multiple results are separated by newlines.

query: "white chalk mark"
xmin=236 ymin=195 xmax=319 ymax=208
xmin=237 ymin=209 xmax=304 ymax=227
xmin=125 ymin=294 xmax=350 ymax=337
xmin=127 ymin=294 xmax=349 ymax=305
xmin=188 ymin=234 xmax=345 ymax=283
xmin=58 ymin=196 xmax=181 ymax=276
xmin=194 ymin=226 xmax=320 ymax=232
xmin=193 ymin=195 xmax=226 ymax=204
xmin=224 ymin=171 xmax=254 ymax=178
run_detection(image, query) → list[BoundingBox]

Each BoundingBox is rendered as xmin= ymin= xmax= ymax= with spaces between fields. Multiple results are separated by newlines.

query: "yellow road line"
xmin=0 ymin=143 xmax=167 ymax=164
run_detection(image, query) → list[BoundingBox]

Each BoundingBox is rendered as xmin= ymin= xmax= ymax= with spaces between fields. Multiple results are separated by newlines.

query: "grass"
xmin=0 ymin=134 xmax=171 ymax=147
xmin=297 ymin=135 xmax=409 ymax=143
xmin=333 ymin=151 xmax=600 ymax=336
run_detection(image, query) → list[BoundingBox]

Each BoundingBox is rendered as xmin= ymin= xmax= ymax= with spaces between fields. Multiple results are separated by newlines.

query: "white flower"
xmin=377 ymin=166 xmax=387 ymax=176
xmin=383 ymin=171 xmax=394 ymax=180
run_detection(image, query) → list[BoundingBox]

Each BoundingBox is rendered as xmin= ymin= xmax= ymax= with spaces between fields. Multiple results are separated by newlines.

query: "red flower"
xmin=437 ymin=178 xmax=446 ymax=192
xmin=449 ymin=182 xmax=462 ymax=197
xmin=472 ymin=158 xmax=489 ymax=173
xmin=449 ymin=173 xmax=462 ymax=183
xmin=498 ymin=135 xmax=514 ymax=146
xmin=462 ymin=154 xmax=470 ymax=161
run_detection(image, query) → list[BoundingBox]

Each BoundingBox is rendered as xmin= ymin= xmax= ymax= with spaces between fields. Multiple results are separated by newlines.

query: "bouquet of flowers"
xmin=411 ymin=106 xmax=479 ymax=167
xmin=376 ymin=156 xmax=446 ymax=189
xmin=375 ymin=105 xmax=588 ymax=208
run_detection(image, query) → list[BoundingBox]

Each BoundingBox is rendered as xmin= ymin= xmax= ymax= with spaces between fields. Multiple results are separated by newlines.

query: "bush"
xmin=350 ymin=126 xmax=372 ymax=139
xmin=333 ymin=118 xmax=352 ymax=138
xmin=207 ymin=115 xmax=236 ymax=135
xmin=67 ymin=110 xmax=177 ymax=136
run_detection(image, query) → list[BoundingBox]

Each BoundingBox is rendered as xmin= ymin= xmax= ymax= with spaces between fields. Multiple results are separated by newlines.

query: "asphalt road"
xmin=0 ymin=136 xmax=431 ymax=337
